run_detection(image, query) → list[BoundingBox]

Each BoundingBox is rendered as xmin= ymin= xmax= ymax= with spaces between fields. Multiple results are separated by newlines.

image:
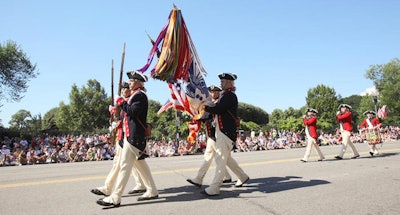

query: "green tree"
xmin=269 ymin=109 xmax=284 ymax=128
xmin=56 ymin=102 xmax=73 ymax=133
xmin=55 ymin=79 xmax=109 ymax=134
xmin=238 ymin=102 xmax=269 ymax=125
xmin=0 ymin=40 xmax=38 ymax=105
xmin=281 ymin=107 xmax=303 ymax=131
xmin=305 ymin=84 xmax=340 ymax=132
xmin=365 ymin=58 xmax=400 ymax=124
xmin=357 ymin=95 xmax=376 ymax=122
xmin=42 ymin=107 xmax=59 ymax=131
xmin=9 ymin=109 xmax=32 ymax=135
xmin=28 ymin=114 xmax=42 ymax=136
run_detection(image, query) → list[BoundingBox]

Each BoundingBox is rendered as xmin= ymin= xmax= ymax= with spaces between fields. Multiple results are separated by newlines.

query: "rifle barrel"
xmin=117 ymin=42 xmax=126 ymax=96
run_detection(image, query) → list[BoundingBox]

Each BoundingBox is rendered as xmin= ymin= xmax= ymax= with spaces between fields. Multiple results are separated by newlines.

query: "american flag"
xmin=378 ymin=105 xmax=388 ymax=119
xmin=167 ymin=82 xmax=193 ymax=116
xmin=157 ymin=99 xmax=173 ymax=115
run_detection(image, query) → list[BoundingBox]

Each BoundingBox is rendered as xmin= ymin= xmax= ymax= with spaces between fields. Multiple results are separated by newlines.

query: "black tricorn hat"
xmin=121 ymin=81 xmax=129 ymax=89
xmin=208 ymin=85 xmax=222 ymax=92
xmin=218 ymin=73 xmax=237 ymax=80
xmin=127 ymin=71 xmax=148 ymax=82
xmin=363 ymin=110 xmax=376 ymax=115
xmin=306 ymin=108 xmax=318 ymax=114
xmin=338 ymin=104 xmax=352 ymax=110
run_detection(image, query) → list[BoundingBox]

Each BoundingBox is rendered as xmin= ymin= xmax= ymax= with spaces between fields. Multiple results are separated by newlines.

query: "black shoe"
xmin=96 ymin=198 xmax=120 ymax=207
xmin=351 ymin=155 xmax=360 ymax=159
xmin=317 ymin=158 xmax=325 ymax=162
xmin=300 ymin=159 xmax=307 ymax=162
xmin=137 ymin=195 xmax=158 ymax=201
xmin=128 ymin=189 xmax=146 ymax=194
xmin=369 ymin=152 xmax=374 ymax=156
xmin=91 ymin=189 xmax=107 ymax=196
xmin=222 ymin=179 xmax=232 ymax=183
xmin=234 ymin=177 xmax=250 ymax=187
xmin=186 ymin=179 xmax=202 ymax=187
xmin=334 ymin=156 xmax=343 ymax=160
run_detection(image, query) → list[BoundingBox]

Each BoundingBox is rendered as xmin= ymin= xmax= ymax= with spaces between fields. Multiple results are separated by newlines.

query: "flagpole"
xmin=175 ymin=110 xmax=180 ymax=147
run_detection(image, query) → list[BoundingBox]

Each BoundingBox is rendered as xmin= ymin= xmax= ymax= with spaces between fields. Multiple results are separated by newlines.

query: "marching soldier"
xmin=335 ymin=104 xmax=360 ymax=159
xmin=202 ymin=73 xmax=249 ymax=196
xmin=96 ymin=71 xmax=158 ymax=207
xmin=359 ymin=110 xmax=382 ymax=156
xmin=300 ymin=108 xmax=325 ymax=162
xmin=186 ymin=85 xmax=232 ymax=188
xmin=90 ymin=82 xmax=145 ymax=197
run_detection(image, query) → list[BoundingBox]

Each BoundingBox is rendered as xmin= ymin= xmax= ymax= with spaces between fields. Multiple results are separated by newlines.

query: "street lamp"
xmin=174 ymin=110 xmax=180 ymax=146
xmin=372 ymin=95 xmax=378 ymax=117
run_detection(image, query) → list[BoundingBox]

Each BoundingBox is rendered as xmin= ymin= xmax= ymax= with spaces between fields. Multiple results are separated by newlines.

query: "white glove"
xmin=336 ymin=111 xmax=341 ymax=115
xmin=108 ymin=121 xmax=119 ymax=132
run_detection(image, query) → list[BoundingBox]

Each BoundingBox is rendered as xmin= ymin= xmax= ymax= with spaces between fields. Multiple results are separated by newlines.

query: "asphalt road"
xmin=1 ymin=141 xmax=399 ymax=215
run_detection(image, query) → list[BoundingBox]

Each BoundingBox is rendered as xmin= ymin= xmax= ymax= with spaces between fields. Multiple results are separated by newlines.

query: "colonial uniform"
xmin=187 ymin=85 xmax=232 ymax=187
xmin=203 ymin=73 xmax=249 ymax=196
xmin=301 ymin=108 xmax=324 ymax=162
xmin=91 ymin=82 xmax=145 ymax=196
xmin=335 ymin=104 xmax=360 ymax=159
xmin=97 ymin=71 xmax=158 ymax=207
xmin=359 ymin=110 xmax=382 ymax=156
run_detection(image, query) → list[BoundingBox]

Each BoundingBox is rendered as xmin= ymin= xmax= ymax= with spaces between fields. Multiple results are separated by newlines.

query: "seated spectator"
xmin=0 ymin=151 xmax=5 ymax=166
xmin=58 ymin=147 xmax=68 ymax=163
xmin=15 ymin=146 xmax=27 ymax=165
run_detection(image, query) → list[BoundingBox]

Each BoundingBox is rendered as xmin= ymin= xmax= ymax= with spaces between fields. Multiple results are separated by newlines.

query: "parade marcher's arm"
xmin=303 ymin=117 xmax=316 ymax=126
xmin=359 ymin=119 xmax=367 ymax=129
xmin=119 ymin=93 xmax=146 ymax=118
xmin=373 ymin=118 xmax=382 ymax=128
xmin=205 ymin=93 xmax=236 ymax=114
xmin=336 ymin=111 xmax=351 ymax=121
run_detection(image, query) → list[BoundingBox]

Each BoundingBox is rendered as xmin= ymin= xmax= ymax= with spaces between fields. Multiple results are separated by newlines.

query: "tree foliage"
xmin=42 ymin=107 xmax=59 ymax=130
xmin=55 ymin=79 xmax=109 ymax=134
xmin=238 ymin=102 xmax=269 ymax=125
xmin=356 ymin=95 xmax=377 ymax=125
xmin=0 ymin=40 xmax=38 ymax=105
xmin=9 ymin=109 xmax=40 ymax=136
xmin=305 ymin=84 xmax=340 ymax=132
xmin=365 ymin=58 xmax=400 ymax=124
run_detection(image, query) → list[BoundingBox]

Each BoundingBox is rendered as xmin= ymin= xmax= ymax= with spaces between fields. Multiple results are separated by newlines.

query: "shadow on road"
xmin=102 ymin=176 xmax=330 ymax=209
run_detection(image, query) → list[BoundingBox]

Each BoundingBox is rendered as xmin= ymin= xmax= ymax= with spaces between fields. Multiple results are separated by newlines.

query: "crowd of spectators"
xmin=1 ymin=126 xmax=399 ymax=167
xmin=0 ymin=134 xmax=116 ymax=167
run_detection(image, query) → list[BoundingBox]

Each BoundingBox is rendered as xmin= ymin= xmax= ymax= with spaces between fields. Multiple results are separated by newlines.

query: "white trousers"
xmin=97 ymin=143 xmax=144 ymax=195
xmin=302 ymin=136 xmax=324 ymax=161
xmin=105 ymin=137 xmax=158 ymax=204
xmin=191 ymin=137 xmax=232 ymax=185
xmin=369 ymin=144 xmax=379 ymax=155
xmin=338 ymin=130 xmax=359 ymax=157
xmin=205 ymin=129 xmax=248 ymax=195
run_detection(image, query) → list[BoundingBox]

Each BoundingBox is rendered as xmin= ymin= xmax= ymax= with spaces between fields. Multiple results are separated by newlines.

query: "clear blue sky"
xmin=1 ymin=0 xmax=399 ymax=127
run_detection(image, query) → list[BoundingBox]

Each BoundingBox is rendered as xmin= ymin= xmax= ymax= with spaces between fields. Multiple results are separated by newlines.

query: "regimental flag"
xmin=187 ymin=120 xmax=202 ymax=144
xmin=137 ymin=5 xmax=212 ymax=143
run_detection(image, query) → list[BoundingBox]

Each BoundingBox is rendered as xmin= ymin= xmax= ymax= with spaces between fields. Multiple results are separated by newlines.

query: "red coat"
xmin=360 ymin=117 xmax=381 ymax=129
xmin=336 ymin=111 xmax=353 ymax=132
xmin=303 ymin=117 xmax=318 ymax=139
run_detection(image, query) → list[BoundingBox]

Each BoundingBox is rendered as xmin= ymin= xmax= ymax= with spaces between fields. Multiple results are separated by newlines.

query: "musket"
xmin=110 ymin=59 xmax=116 ymax=145
xmin=111 ymin=59 xmax=114 ymax=106
xmin=114 ymin=42 xmax=126 ymax=118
